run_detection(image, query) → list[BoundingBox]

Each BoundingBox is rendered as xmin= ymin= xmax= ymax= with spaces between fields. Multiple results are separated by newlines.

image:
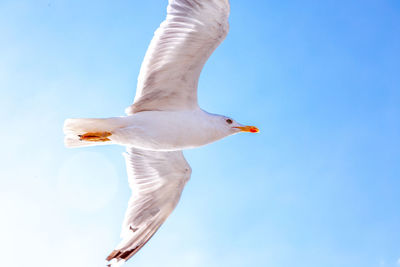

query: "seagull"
xmin=63 ymin=0 xmax=258 ymax=266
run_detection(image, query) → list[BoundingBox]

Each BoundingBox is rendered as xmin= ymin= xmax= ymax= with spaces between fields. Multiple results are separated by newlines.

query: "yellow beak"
xmin=234 ymin=125 xmax=259 ymax=133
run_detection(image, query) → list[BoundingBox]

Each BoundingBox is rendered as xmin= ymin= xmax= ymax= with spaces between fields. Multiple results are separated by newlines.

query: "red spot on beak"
xmin=234 ymin=126 xmax=260 ymax=133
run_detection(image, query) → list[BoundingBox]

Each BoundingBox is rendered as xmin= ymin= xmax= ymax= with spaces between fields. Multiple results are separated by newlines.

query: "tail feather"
xmin=64 ymin=136 xmax=108 ymax=148
xmin=63 ymin=117 xmax=124 ymax=148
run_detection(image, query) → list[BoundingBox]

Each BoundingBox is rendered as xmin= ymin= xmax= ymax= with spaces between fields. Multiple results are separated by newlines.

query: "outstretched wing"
xmin=126 ymin=0 xmax=230 ymax=114
xmin=106 ymin=147 xmax=191 ymax=265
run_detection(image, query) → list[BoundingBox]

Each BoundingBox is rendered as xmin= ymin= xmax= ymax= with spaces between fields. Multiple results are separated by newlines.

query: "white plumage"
xmin=63 ymin=0 xmax=258 ymax=266
xmin=126 ymin=0 xmax=230 ymax=114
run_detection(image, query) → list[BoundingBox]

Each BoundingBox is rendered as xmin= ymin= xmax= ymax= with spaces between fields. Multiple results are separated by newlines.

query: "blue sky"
xmin=0 ymin=0 xmax=399 ymax=266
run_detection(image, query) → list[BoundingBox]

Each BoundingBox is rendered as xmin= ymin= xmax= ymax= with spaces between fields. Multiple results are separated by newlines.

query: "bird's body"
xmin=65 ymin=109 xmax=242 ymax=151
xmin=63 ymin=0 xmax=258 ymax=266
xmin=112 ymin=109 xmax=239 ymax=150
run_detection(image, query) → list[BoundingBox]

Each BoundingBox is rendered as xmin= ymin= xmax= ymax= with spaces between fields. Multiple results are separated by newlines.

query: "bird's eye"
xmin=226 ymin=119 xmax=233 ymax=124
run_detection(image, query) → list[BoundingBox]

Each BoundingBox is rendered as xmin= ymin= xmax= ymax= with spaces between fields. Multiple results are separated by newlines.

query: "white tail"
xmin=63 ymin=117 xmax=125 ymax=148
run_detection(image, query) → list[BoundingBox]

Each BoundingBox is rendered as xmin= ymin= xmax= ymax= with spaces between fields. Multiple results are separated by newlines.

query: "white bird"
xmin=63 ymin=0 xmax=259 ymax=266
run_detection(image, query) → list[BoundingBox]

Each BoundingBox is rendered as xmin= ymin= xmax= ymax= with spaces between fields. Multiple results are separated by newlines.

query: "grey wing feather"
xmin=106 ymin=147 xmax=191 ymax=265
xmin=126 ymin=0 xmax=230 ymax=114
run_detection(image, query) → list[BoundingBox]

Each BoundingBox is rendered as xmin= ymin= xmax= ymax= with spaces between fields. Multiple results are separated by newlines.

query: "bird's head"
xmin=219 ymin=116 xmax=259 ymax=135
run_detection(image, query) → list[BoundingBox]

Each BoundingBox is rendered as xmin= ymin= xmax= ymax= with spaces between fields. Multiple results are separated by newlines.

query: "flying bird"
xmin=63 ymin=0 xmax=258 ymax=266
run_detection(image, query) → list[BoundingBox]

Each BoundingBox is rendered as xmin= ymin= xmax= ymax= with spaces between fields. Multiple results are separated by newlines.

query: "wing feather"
xmin=106 ymin=147 xmax=191 ymax=265
xmin=126 ymin=0 xmax=230 ymax=114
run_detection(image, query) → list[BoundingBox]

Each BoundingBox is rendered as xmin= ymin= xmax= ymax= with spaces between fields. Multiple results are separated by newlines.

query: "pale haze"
xmin=1 ymin=1 xmax=399 ymax=267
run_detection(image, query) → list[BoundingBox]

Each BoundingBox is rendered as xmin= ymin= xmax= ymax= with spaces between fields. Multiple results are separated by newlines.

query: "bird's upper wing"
xmin=106 ymin=147 xmax=191 ymax=265
xmin=125 ymin=0 xmax=230 ymax=114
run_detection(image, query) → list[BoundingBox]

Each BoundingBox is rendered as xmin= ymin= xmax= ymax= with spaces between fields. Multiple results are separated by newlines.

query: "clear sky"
xmin=1 ymin=0 xmax=399 ymax=267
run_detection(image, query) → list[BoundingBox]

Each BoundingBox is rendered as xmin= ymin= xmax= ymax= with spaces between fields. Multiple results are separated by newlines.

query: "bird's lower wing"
xmin=106 ymin=147 xmax=191 ymax=266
